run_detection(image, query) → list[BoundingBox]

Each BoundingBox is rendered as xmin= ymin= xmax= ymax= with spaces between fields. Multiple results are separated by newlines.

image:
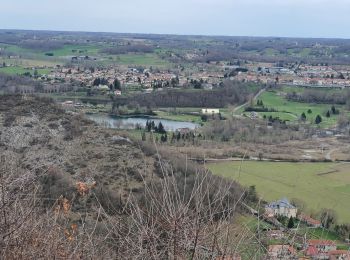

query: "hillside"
xmin=0 ymin=95 xmax=252 ymax=259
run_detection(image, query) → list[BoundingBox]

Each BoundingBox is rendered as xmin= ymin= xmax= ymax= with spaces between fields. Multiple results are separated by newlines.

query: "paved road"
xmin=233 ymin=88 xmax=266 ymax=113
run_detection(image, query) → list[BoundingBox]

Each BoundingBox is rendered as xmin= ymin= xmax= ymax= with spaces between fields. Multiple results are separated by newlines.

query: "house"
xmin=265 ymin=198 xmax=297 ymax=218
xmin=201 ymin=108 xmax=220 ymax=115
xmin=114 ymin=90 xmax=122 ymax=96
xmin=268 ymin=245 xmax=297 ymax=259
xmin=298 ymin=213 xmax=322 ymax=228
xmin=62 ymin=100 xmax=74 ymax=108
xmin=305 ymin=240 xmax=337 ymax=259
xmin=97 ymin=85 xmax=110 ymax=91
xmin=266 ymin=229 xmax=285 ymax=239
xmin=308 ymin=240 xmax=337 ymax=253
xmin=328 ymin=250 xmax=350 ymax=260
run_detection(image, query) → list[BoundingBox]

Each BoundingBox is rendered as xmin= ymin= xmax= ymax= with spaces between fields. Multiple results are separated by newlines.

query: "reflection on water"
xmin=87 ymin=114 xmax=199 ymax=131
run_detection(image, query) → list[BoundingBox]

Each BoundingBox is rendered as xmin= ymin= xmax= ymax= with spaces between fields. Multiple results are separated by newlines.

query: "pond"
xmin=87 ymin=113 xmax=199 ymax=131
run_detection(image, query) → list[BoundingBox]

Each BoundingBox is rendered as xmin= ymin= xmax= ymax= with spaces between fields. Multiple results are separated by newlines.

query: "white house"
xmin=201 ymin=108 xmax=220 ymax=115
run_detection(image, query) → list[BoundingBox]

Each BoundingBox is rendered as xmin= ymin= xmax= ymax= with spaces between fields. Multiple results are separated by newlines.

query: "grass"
xmin=111 ymin=53 xmax=172 ymax=67
xmin=155 ymin=110 xmax=202 ymax=124
xmin=264 ymin=48 xmax=280 ymax=56
xmin=0 ymin=66 xmax=50 ymax=75
xmin=252 ymin=89 xmax=350 ymax=128
xmin=207 ymin=161 xmax=350 ymax=223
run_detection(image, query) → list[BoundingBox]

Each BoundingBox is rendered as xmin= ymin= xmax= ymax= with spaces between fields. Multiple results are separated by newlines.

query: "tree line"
xmin=286 ymin=89 xmax=350 ymax=106
xmin=112 ymin=80 xmax=260 ymax=108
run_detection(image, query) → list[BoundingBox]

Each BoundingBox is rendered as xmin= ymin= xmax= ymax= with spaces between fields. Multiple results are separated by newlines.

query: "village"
xmin=242 ymin=197 xmax=350 ymax=260
xmin=8 ymin=55 xmax=348 ymax=97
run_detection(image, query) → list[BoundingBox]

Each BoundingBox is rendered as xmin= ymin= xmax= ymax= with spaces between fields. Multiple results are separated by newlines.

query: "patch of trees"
xmin=113 ymin=80 xmax=260 ymax=108
xmin=286 ymin=89 xmax=349 ymax=105
xmin=262 ymin=115 xmax=287 ymax=124
xmin=92 ymin=77 xmax=109 ymax=86
xmin=0 ymin=73 xmax=42 ymax=93
xmin=245 ymin=107 xmax=277 ymax=112
xmin=19 ymin=40 xmax=66 ymax=51
xmin=101 ymin=44 xmax=154 ymax=55
xmin=202 ymin=117 xmax=311 ymax=144
xmin=145 ymin=120 xmax=166 ymax=134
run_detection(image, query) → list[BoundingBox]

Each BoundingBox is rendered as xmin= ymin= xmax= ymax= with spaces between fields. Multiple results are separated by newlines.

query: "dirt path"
xmin=325 ymin=148 xmax=337 ymax=161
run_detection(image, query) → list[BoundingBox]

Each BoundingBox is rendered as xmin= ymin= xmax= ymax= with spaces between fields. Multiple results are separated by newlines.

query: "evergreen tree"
xmin=301 ymin=112 xmax=307 ymax=121
xmin=307 ymin=109 xmax=312 ymax=114
xmin=287 ymin=216 xmax=294 ymax=229
xmin=113 ymin=78 xmax=121 ymax=90
xmin=331 ymin=105 xmax=336 ymax=114
xmin=326 ymin=111 xmax=331 ymax=118
xmin=157 ymin=122 xmax=166 ymax=134
xmin=315 ymin=115 xmax=322 ymax=124
xmin=93 ymin=78 xmax=100 ymax=86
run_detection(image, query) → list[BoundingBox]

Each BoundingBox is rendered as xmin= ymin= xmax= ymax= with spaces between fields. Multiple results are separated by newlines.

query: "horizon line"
xmin=1 ymin=28 xmax=350 ymax=41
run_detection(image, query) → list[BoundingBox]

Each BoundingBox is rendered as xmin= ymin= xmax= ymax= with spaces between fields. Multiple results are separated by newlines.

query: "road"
xmin=233 ymin=88 xmax=266 ymax=114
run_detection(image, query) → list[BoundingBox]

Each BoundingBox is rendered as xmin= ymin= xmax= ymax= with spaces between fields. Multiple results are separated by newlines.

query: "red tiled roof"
xmin=308 ymin=240 xmax=336 ymax=246
xmin=306 ymin=246 xmax=318 ymax=256
xmin=328 ymin=250 xmax=350 ymax=256
xmin=299 ymin=214 xmax=321 ymax=226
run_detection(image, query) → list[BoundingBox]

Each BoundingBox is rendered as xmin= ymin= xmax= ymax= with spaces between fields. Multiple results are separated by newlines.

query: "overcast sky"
xmin=1 ymin=0 xmax=349 ymax=38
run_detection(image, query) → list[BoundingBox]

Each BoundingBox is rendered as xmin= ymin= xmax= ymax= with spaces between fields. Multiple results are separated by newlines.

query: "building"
xmin=298 ymin=213 xmax=322 ymax=228
xmin=202 ymin=108 xmax=220 ymax=115
xmin=305 ymin=240 xmax=337 ymax=259
xmin=268 ymin=245 xmax=297 ymax=259
xmin=265 ymin=198 xmax=297 ymax=218
xmin=114 ymin=90 xmax=122 ymax=96
xmin=328 ymin=250 xmax=350 ymax=260
xmin=266 ymin=229 xmax=285 ymax=239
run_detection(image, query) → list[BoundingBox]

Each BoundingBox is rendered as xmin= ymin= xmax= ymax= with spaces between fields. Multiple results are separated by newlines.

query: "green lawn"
xmin=155 ymin=110 xmax=202 ymax=124
xmin=0 ymin=66 xmax=50 ymax=75
xmin=254 ymin=89 xmax=349 ymax=128
xmin=111 ymin=53 xmax=171 ymax=67
xmin=50 ymin=44 xmax=101 ymax=57
xmin=208 ymin=161 xmax=350 ymax=223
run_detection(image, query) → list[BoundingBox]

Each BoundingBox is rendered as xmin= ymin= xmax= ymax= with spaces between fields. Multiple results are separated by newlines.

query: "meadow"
xmin=208 ymin=161 xmax=350 ymax=223
xmin=110 ymin=53 xmax=172 ymax=67
xmin=240 ymin=86 xmax=350 ymax=128
xmin=0 ymin=66 xmax=50 ymax=75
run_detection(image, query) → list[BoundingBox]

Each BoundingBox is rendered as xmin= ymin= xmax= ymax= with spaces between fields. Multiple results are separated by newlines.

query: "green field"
xmin=155 ymin=110 xmax=202 ymax=124
xmin=244 ymin=87 xmax=350 ymax=128
xmin=0 ymin=66 xmax=50 ymax=75
xmin=111 ymin=53 xmax=171 ymax=67
xmin=208 ymin=161 xmax=350 ymax=223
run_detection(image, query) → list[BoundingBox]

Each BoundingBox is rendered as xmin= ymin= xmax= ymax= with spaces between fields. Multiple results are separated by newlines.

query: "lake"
xmin=87 ymin=113 xmax=199 ymax=131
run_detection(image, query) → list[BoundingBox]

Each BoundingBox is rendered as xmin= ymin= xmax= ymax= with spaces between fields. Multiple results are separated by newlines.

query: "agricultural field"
xmin=111 ymin=53 xmax=172 ymax=67
xmin=239 ymin=86 xmax=350 ymax=128
xmin=0 ymin=66 xmax=50 ymax=75
xmin=208 ymin=161 xmax=350 ymax=223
